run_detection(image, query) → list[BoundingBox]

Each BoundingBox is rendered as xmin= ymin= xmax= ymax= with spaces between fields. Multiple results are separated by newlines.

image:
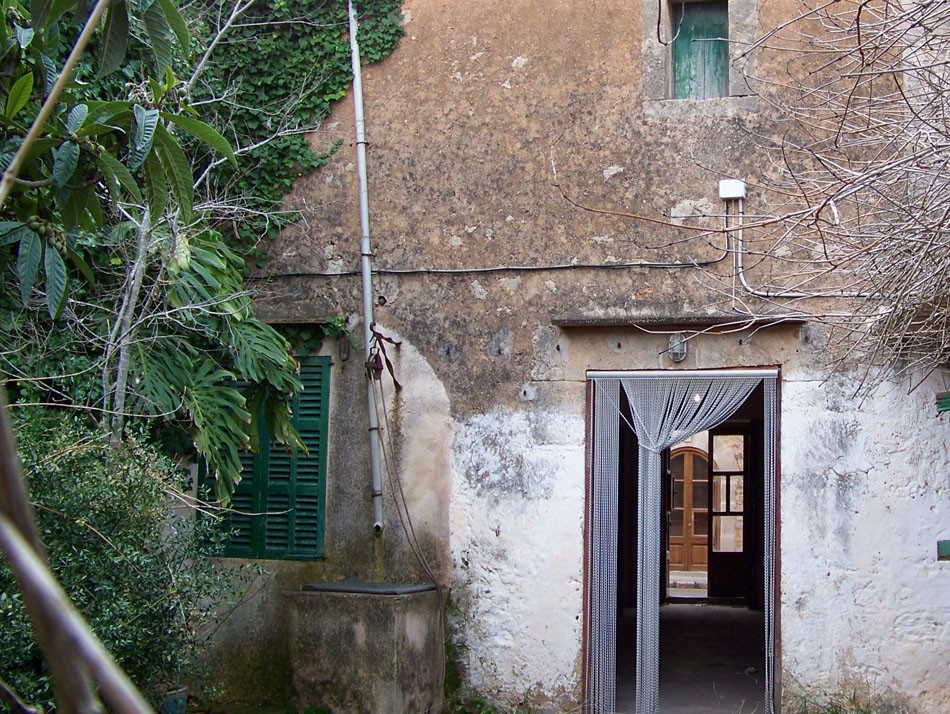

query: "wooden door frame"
xmin=707 ymin=425 xmax=754 ymax=599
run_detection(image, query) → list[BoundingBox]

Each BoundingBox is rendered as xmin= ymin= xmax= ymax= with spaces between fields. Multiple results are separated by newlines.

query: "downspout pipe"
xmin=348 ymin=0 xmax=385 ymax=535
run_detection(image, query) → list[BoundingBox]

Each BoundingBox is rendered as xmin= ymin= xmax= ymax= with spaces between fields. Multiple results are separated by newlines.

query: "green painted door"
xmin=672 ymin=2 xmax=729 ymax=99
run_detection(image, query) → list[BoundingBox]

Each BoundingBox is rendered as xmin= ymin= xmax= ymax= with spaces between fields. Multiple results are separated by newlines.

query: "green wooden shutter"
xmin=672 ymin=1 xmax=729 ymax=100
xmin=220 ymin=448 xmax=260 ymax=558
xmin=219 ymin=355 xmax=330 ymax=560
xmin=259 ymin=355 xmax=329 ymax=559
xmin=286 ymin=356 xmax=330 ymax=558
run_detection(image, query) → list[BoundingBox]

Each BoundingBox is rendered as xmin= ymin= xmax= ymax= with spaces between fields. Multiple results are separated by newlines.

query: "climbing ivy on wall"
xmin=199 ymin=0 xmax=405 ymax=252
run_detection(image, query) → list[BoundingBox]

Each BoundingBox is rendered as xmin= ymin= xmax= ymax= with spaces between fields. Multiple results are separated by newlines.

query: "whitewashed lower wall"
xmin=449 ymin=407 xmax=587 ymax=706
xmin=781 ymin=373 xmax=950 ymax=713
xmin=440 ymin=360 xmax=949 ymax=711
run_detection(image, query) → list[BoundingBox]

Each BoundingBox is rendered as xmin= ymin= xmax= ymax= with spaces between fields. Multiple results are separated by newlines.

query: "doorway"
xmin=587 ymin=370 xmax=779 ymax=714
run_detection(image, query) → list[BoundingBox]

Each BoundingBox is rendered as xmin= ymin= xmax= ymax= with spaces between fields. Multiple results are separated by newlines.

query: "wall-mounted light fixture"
xmin=668 ymin=333 xmax=688 ymax=362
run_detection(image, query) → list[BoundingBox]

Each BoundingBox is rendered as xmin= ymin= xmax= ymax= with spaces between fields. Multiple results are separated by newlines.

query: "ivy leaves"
xmin=202 ymin=0 xmax=404 ymax=249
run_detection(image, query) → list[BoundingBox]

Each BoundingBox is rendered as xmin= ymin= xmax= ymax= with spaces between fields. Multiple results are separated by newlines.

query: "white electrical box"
xmin=719 ymin=179 xmax=747 ymax=199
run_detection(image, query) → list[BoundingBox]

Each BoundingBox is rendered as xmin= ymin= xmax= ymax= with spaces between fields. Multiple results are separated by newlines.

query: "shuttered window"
xmin=672 ymin=1 xmax=729 ymax=99
xmin=220 ymin=356 xmax=330 ymax=560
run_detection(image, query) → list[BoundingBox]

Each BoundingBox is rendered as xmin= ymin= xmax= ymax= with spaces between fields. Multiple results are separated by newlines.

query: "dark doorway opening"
xmin=615 ymin=384 xmax=767 ymax=714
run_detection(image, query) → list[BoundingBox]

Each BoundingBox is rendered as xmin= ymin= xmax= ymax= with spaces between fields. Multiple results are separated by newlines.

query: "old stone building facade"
xmin=205 ymin=1 xmax=950 ymax=712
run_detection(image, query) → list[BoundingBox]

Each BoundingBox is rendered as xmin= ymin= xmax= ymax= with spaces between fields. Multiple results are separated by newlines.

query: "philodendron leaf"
xmin=52 ymin=141 xmax=80 ymax=188
xmin=98 ymin=1 xmax=129 ymax=78
xmin=44 ymin=244 xmax=67 ymax=318
xmin=128 ymin=104 xmax=159 ymax=171
xmin=17 ymin=229 xmax=42 ymax=305
xmin=5 ymin=73 xmax=34 ymax=119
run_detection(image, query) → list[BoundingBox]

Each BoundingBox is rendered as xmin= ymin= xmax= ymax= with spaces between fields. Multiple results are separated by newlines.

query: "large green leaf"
xmin=156 ymin=0 xmax=189 ymax=57
xmin=173 ymin=359 xmax=252 ymax=503
xmin=130 ymin=339 xmax=192 ymax=416
xmin=98 ymin=1 xmax=129 ymax=78
xmin=163 ymin=113 xmax=236 ymax=166
xmin=128 ymin=104 xmax=159 ymax=171
xmin=0 ymin=222 xmax=27 ymax=245
xmin=65 ymin=104 xmax=88 ymax=133
xmin=17 ymin=230 xmax=42 ymax=305
xmin=95 ymin=150 xmax=144 ymax=204
xmin=85 ymin=100 xmax=135 ymax=125
xmin=44 ymin=245 xmax=67 ymax=318
xmin=143 ymin=151 xmax=167 ymax=219
xmin=15 ymin=25 xmax=34 ymax=49
xmin=5 ymin=73 xmax=34 ymax=119
xmin=65 ymin=244 xmax=96 ymax=285
xmin=142 ymin=1 xmax=174 ymax=75
xmin=153 ymin=124 xmax=193 ymax=222
xmin=52 ymin=140 xmax=80 ymax=188
xmin=81 ymin=185 xmax=103 ymax=229
xmin=48 ymin=0 xmax=76 ymax=26
xmin=187 ymin=244 xmax=228 ymax=272
xmin=30 ymin=0 xmax=52 ymax=30
xmin=230 ymin=320 xmax=300 ymax=385
xmin=39 ymin=54 xmax=56 ymax=95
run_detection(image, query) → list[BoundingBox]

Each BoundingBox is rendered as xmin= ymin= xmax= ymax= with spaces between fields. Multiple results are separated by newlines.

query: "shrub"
xmin=1 ymin=409 xmax=243 ymax=710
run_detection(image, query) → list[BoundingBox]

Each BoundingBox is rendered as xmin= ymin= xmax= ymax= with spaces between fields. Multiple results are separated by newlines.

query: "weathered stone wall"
xmin=222 ymin=0 xmax=950 ymax=711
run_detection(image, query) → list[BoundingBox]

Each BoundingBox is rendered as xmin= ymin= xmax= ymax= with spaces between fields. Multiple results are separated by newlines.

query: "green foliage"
xmin=0 ymin=0 xmax=233 ymax=315
xmin=1 ymin=409 xmax=248 ymax=710
xmin=0 ymin=0 xmax=404 ymax=503
xmin=0 ymin=0 xmax=309 ymax=502
xmin=197 ymin=0 xmax=404 ymax=253
xmin=791 ymin=684 xmax=911 ymax=714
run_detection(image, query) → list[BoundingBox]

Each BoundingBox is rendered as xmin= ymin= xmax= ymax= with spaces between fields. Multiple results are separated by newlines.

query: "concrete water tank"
xmin=289 ymin=581 xmax=444 ymax=714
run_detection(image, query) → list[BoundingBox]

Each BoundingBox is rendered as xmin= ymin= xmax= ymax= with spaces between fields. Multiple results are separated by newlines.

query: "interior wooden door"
xmin=667 ymin=447 xmax=709 ymax=572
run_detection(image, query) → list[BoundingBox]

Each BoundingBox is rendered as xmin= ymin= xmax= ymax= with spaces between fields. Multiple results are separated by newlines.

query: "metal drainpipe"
xmin=348 ymin=0 xmax=384 ymax=535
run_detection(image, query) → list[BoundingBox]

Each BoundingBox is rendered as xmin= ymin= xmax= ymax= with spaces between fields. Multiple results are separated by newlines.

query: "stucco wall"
xmin=781 ymin=375 xmax=950 ymax=711
xmin=232 ymin=0 xmax=950 ymax=711
xmin=450 ymin=406 xmax=586 ymax=706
